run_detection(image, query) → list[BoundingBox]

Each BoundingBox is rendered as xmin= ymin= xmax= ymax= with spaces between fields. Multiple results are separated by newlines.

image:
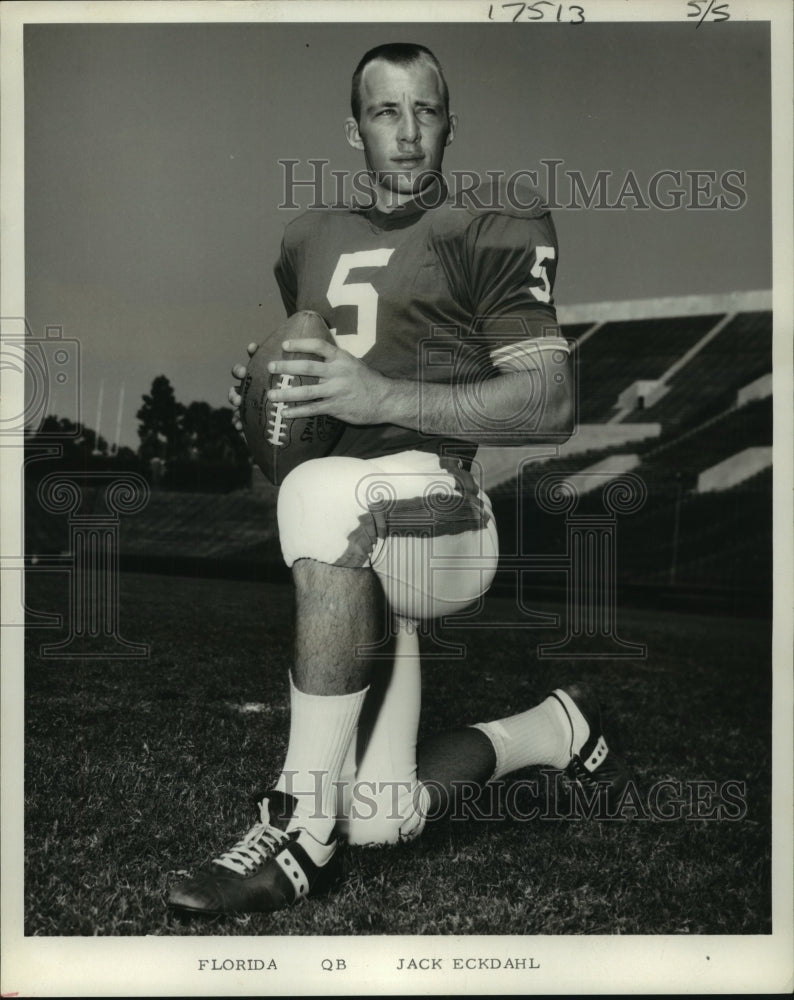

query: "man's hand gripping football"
xmin=229 ymin=336 xmax=390 ymax=429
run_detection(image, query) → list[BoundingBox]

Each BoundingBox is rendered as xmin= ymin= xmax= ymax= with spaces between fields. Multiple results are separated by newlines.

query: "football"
xmin=239 ymin=310 xmax=345 ymax=486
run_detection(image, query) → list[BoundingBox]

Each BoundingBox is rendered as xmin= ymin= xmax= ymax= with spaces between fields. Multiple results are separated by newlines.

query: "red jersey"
xmin=274 ymin=178 xmax=562 ymax=462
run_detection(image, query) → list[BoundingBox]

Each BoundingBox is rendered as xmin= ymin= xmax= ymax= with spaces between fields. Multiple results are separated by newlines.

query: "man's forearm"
xmin=379 ymin=370 xmax=574 ymax=446
xmin=262 ymin=335 xmax=574 ymax=442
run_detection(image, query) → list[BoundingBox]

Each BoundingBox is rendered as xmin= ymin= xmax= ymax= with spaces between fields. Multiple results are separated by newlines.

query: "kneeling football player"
xmin=167 ymin=42 xmax=630 ymax=915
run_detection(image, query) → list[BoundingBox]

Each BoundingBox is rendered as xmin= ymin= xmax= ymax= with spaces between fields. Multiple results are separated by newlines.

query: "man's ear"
xmin=344 ymin=118 xmax=365 ymax=151
xmin=445 ymin=112 xmax=458 ymax=147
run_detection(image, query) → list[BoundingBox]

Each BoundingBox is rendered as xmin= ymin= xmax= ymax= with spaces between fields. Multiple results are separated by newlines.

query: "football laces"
xmin=267 ymin=374 xmax=294 ymax=446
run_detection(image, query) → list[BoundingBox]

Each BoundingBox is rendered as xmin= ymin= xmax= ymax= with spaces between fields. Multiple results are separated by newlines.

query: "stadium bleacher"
xmin=616 ymin=467 xmax=772 ymax=592
xmin=637 ymin=395 xmax=772 ymax=488
xmin=632 ymin=310 xmax=772 ymax=427
xmin=25 ymin=479 xmax=283 ymax=577
xmin=570 ymin=314 xmax=722 ymax=423
xmin=487 ymin=293 xmax=774 ymax=609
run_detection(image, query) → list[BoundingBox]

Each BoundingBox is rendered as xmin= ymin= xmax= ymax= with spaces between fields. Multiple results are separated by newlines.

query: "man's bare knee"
xmin=292 ymin=558 xmax=380 ymax=600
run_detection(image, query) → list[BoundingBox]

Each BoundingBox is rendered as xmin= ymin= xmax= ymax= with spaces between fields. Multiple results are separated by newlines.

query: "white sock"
xmin=472 ymin=691 xmax=590 ymax=779
xmin=345 ymin=620 xmax=425 ymax=844
xmin=275 ymin=674 xmax=367 ymax=850
xmin=356 ymin=620 xmax=421 ymax=786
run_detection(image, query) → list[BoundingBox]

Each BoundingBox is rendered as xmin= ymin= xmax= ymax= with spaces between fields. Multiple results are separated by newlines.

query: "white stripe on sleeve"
xmin=489 ymin=336 xmax=571 ymax=373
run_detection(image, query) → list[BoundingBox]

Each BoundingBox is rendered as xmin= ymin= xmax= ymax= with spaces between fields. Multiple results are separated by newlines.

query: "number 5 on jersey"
xmin=529 ymin=245 xmax=556 ymax=304
xmin=327 ymin=249 xmax=395 ymax=358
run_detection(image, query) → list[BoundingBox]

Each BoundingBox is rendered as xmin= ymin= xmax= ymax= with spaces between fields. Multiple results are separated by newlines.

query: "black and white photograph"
xmin=1 ymin=0 xmax=792 ymax=995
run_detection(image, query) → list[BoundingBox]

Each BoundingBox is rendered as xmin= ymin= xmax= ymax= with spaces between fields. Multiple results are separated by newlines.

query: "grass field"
xmin=24 ymin=570 xmax=771 ymax=937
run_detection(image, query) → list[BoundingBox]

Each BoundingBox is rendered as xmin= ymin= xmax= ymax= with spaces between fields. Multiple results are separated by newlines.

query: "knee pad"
xmin=344 ymin=780 xmax=430 ymax=846
xmin=277 ymin=452 xmax=499 ymax=618
xmin=277 ymin=456 xmax=377 ymax=568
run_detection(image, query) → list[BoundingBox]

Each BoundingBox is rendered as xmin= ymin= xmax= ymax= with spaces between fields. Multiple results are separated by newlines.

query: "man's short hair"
xmin=350 ymin=43 xmax=450 ymax=123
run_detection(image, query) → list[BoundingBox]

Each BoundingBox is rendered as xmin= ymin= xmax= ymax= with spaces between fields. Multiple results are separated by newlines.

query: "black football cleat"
xmin=549 ymin=682 xmax=632 ymax=806
xmin=167 ymin=791 xmax=341 ymax=914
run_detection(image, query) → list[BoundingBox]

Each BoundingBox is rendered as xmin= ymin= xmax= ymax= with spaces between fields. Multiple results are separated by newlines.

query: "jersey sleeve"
xmin=433 ymin=182 xmax=569 ymax=375
xmin=461 ymin=210 xmax=569 ymax=373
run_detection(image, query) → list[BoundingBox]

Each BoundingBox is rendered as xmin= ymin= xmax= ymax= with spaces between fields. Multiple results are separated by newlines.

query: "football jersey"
xmin=274 ymin=177 xmax=563 ymax=462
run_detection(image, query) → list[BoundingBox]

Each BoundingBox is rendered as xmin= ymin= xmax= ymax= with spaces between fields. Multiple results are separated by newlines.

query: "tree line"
xmin=26 ymin=375 xmax=252 ymax=493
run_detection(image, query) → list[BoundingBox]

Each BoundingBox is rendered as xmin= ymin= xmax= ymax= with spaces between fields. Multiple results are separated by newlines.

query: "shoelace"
xmin=566 ymin=755 xmax=596 ymax=785
xmin=212 ymin=820 xmax=291 ymax=875
xmin=566 ymin=750 xmax=612 ymax=787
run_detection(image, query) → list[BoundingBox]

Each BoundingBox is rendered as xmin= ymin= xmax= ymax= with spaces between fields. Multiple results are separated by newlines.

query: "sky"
xmin=21 ymin=19 xmax=772 ymax=449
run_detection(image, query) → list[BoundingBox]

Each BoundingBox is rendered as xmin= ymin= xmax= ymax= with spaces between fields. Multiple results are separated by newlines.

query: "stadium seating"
xmin=488 ymin=307 xmax=773 ymax=607
xmin=632 ymin=311 xmax=772 ymax=427
xmin=637 ymin=396 xmax=772 ymax=488
xmin=571 ymin=314 xmax=721 ymax=423
xmin=25 ymin=480 xmax=281 ymax=574
xmin=616 ymin=467 xmax=772 ymax=591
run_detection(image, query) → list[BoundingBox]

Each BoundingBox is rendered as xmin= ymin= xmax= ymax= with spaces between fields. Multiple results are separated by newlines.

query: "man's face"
xmin=345 ymin=58 xmax=456 ymax=210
